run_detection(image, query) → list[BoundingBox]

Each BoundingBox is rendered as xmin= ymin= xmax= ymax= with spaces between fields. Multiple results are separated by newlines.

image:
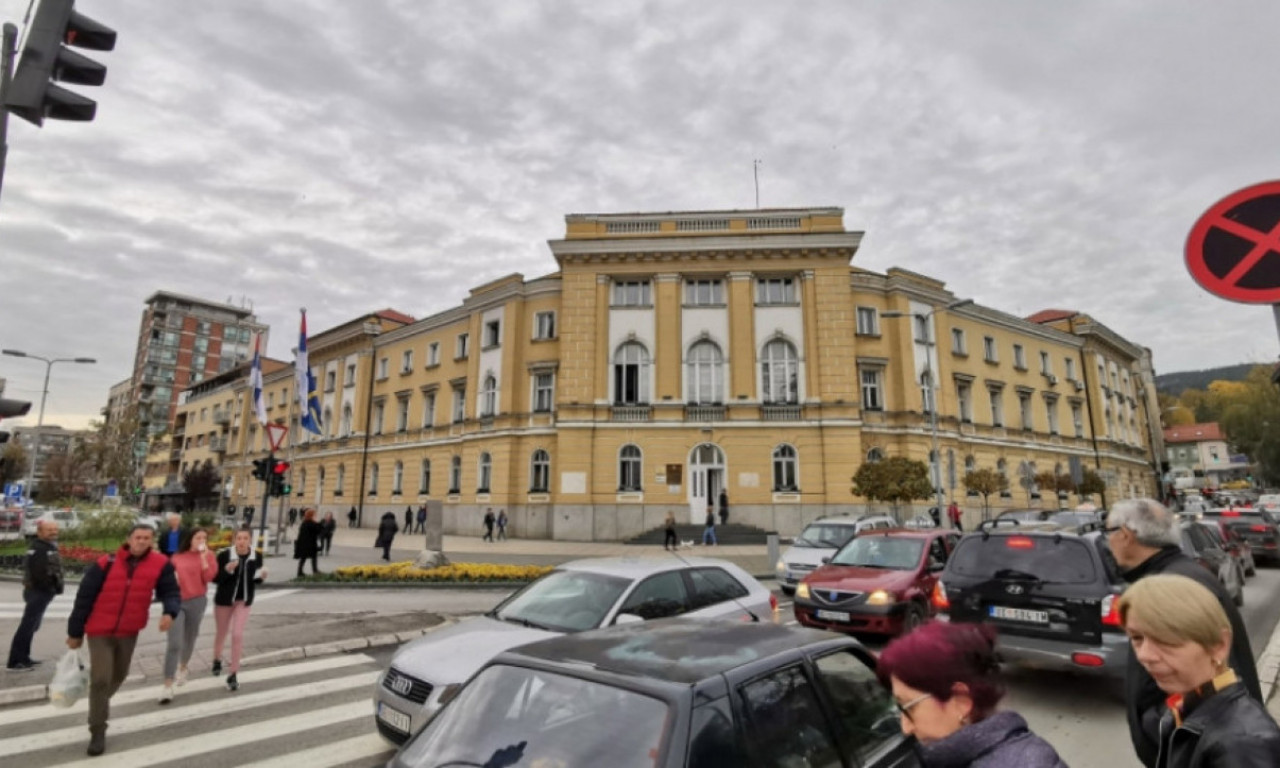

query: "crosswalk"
xmin=0 ymin=652 xmax=398 ymax=767
xmin=0 ymin=588 xmax=300 ymax=621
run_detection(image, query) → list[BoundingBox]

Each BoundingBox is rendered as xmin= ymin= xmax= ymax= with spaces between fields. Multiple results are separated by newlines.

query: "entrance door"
xmin=688 ymin=443 xmax=725 ymax=524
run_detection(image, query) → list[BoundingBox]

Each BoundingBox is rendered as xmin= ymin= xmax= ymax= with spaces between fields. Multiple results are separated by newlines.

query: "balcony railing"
xmin=213 ymin=408 xmax=231 ymax=425
xmin=210 ymin=437 xmax=227 ymax=453
xmin=611 ymin=405 xmax=652 ymax=422
xmin=761 ymin=403 xmax=801 ymax=421
xmin=684 ymin=404 xmax=725 ymax=421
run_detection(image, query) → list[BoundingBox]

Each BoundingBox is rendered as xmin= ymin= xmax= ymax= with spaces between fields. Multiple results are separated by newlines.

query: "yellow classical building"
xmin=176 ymin=207 xmax=1161 ymax=538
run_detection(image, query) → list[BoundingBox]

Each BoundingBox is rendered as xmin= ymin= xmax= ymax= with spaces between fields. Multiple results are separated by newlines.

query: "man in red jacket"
xmin=67 ymin=524 xmax=181 ymax=757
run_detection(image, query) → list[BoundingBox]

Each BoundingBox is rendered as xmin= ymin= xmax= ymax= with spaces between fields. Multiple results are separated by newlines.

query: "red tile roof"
xmin=1026 ymin=309 xmax=1078 ymax=325
xmin=374 ymin=309 xmax=416 ymax=325
xmin=1163 ymin=422 xmax=1226 ymax=443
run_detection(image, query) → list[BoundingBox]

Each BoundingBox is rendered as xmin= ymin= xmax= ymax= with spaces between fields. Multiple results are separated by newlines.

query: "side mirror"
xmin=614 ymin=613 xmax=644 ymax=626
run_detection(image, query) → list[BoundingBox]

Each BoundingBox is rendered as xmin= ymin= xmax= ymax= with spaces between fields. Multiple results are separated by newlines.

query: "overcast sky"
xmin=1 ymin=0 xmax=1277 ymax=431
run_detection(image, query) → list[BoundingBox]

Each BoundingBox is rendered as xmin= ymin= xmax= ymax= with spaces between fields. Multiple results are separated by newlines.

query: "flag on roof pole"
xmin=296 ymin=310 xmax=323 ymax=435
xmin=249 ymin=335 xmax=268 ymax=426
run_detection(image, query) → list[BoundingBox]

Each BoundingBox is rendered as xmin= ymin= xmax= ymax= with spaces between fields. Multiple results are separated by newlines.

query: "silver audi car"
xmin=372 ymin=556 xmax=776 ymax=744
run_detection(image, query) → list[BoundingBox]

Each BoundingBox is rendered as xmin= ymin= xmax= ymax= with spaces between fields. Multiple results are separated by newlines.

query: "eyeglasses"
xmin=895 ymin=693 xmax=932 ymax=721
xmin=1103 ymin=525 xmax=1124 ymax=535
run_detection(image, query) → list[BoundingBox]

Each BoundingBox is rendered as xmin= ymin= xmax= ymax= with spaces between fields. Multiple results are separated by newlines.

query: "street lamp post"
xmin=882 ymin=299 xmax=974 ymax=528
xmin=2 ymin=349 xmax=96 ymax=503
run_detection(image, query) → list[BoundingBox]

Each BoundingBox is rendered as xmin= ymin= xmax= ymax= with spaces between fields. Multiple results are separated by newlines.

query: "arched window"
xmin=760 ymin=339 xmax=798 ymax=404
xmin=335 ymin=464 xmax=344 ymax=495
xmin=323 ymin=407 xmax=333 ymax=438
xmin=866 ymin=447 xmax=884 ymax=464
xmin=685 ymin=340 xmax=724 ymax=404
xmin=477 ymin=452 xmax=492 ymax=492
xmin=772 ymin=444 xmax=798 ymax=491
xmin=964 ymin=455 xmax=976 ymax=473
xmin=449 ymin=456 xmax=462 ymax=494
xmin=997 ymin=459 xmax=1010 ymax=496
xmin=613 ymin=342 xmax=650 ymax=405
xmin=369 ymin=463 xmax=379 ymax=495
xmin=419 ymin=459 xmax=431 ymax=494
xmin=619 ymin=444 xmax=642 ymax=491
xmin=480 ymin=374 xmax=497 ymax=417
xmin=393 ymin=461 xmax=404 ymax=495
xmin=341 ymin=404 xmax=353 ymax=435
xmin=298 ymin=468 xmax=307 ymax=494
xmin=531 ymin=449 xmax=550 ymax=493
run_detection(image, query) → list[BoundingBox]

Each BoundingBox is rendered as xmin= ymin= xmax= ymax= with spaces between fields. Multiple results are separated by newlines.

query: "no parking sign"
xmin=1186 ymin=181 xmax=1280 ymax=304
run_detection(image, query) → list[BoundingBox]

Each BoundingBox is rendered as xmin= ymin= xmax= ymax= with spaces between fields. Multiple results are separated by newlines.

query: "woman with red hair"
xmin=877 ymin=621 xmax=1065 ymax=767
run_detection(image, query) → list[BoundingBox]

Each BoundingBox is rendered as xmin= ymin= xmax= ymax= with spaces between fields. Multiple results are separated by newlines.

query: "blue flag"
xmin=296 ymin=311 xmax=323 ymax=435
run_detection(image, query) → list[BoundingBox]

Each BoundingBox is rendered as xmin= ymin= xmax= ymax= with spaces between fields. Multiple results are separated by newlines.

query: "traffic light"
xmin=269 ymin=460 xmax=290 ymax=497
xmin=251 ymin=458 xmax=272 ymax=482
xmin=0 ymin=398 xmax=31 ymax=419
xmin=4 ymin=0 xmax=117 ymax=126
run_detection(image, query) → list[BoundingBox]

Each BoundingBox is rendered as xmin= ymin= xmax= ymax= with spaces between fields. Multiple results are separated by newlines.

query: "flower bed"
xmin=59 ymin=544 xmax=112 ymax=565
xmin=324 ymin=561 xmax=554 ymax=583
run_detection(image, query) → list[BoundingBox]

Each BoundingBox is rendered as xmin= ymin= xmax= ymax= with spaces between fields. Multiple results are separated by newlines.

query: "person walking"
xmin=157 ymin=513 xmax=185 ymax=557
xmin=718 ymin=489 xmax=729 ymax=526
xmin=320 ymin=511 xmax=337 ymax=555
xmin=877 ymin=621 xmax=1067 ymax=767
xmin=212 ymin=527 xmax=267 ymax=693
xmin=496 ymin=509 xmax=508 ymax=541
xmin=482 ymin=508 xmax=496 ymax=542
xmin=1119 ymin=574 xmax=1280 ymax=767
xmin=158 ymin=528 xmax=217 ymax=704
xmin=1105 ymin=499 xmax=1261 ymax=767
xmin=66 ymin=525 xmax=181 ymax=756
xmin=404 ymin=506 xmax=414 ymax=534
xmin=294 ymin=509 xmax=323 ymax=577
xmin=375 ymin=511 xmax=399 ymax=561
xmin=6 ymin=519 xmax=63 ymax=672
xmin=947 ymin=501 xmax=963 ymax=532
xmin=663 ymin=511 xmax=678 ymax=551
xmin=702 ymin=509 xmax=717 ymax=546
xmin=347 ymin=505 xmax=358 ymax=528
xmin=415 ymin=505 xmax=427 ymax=534
xmin=287 ymin=507 xmax=298 ymax=529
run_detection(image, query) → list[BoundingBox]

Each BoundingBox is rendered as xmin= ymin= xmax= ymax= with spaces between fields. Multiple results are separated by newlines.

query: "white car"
xmin=371 ymin=556 xmax=776 ymax=744
xmin=776 ymin=514 xmax=897 ymax=595
xmin=21 ymin=508 xmax=80 ymax=536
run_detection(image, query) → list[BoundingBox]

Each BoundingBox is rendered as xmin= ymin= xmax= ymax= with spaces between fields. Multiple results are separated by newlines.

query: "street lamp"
xmin=2 ymin=349 xmax=96 ymax=503
xmin=881 ymin=298 xmax=974 ymax=527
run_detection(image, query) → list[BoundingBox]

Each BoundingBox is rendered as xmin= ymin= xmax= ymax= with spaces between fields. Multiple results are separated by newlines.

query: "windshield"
xmin=490 ymin=570 xmax=631 ymax=632
xmin=400 ymin=664 xmax=669 ymax=768
xmin=795 ymin=523 xmax=857 ymax=549
xmin=831 ymin=537 xmax=924 ymax=570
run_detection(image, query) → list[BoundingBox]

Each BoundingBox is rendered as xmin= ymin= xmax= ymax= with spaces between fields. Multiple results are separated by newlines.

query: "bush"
xmin=73 ymin=508 xmax=137 ymax=544
xmin=325 ymin=561 xmax=554 ymax=583
xmin=195 ymin=513 xmax=215 ymax=528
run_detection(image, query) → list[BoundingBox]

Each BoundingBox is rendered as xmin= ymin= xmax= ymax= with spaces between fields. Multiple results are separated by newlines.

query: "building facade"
xmin=1163 ymin=422 xmax=1250 ymax=488
xmin=194 ymin=207 xmax=1159 ymax=539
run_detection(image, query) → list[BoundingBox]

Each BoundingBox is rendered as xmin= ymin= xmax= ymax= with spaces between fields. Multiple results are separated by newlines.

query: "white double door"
xmin=688 ymin=443 xmax=725 ymax=525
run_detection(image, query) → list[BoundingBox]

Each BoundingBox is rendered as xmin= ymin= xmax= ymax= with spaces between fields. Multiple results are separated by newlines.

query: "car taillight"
xmin=1222 ymin=510 xmax=1241 ymax=517
xmin=931 ymin=580 xmax=950 ymax=611
xmin=1101 ymin=594 xmax=1122 ymax=627
xmin=770 ymin=594 xmax=779 ymax=612
xmin=1072 ymin=652 xmax=1106 ymax=667
xmin=1252 ymin=525 xmax=1269 ymax=533
xmin=1006 ymin=536 xmax=1035 ymax=549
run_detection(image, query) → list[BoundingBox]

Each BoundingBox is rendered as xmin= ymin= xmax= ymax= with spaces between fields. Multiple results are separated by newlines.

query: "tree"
xmin=0 ymin=441 xmax=29 ymax=488
xmin=852 ymin=456 xmax=933 ymax=521
xmin=39 ymin=445 xmax=95 ymax=502
xmin=182 ymin=460 xmax=221 ymax=513
xmin=1217 ymin=366 xmax=1280 ymax=485
xmin=963 ymin=468 xmax=1007 ymax=521
xmin=1077 ymin=468 xmax=1106 ymax=499
xmin=81 ymin=405 xmax=144 ymax=499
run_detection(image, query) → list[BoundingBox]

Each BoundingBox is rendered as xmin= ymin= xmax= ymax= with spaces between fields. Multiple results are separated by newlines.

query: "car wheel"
xmin=902 ymin=603 xmax=926 ymax=634
xmin=780 ymin=585 xmax=795 ymax=597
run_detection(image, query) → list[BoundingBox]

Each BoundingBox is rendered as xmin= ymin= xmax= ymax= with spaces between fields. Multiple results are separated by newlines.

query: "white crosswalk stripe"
xmin=0 ymin=587 xmax=300 ymax=620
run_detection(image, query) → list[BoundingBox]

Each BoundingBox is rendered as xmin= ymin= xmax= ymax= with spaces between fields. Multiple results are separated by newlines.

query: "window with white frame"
xmin=855 ymin=307 xmax=879 ymax=336
xmin=530 ymin=449 xmax=550 ymax=492
xmin=427 ymin=342 xmax=440 ymax=366
xmin=612 ymin=280 xmax=652 ymax=307
xmin=422 ymin=391 xmax=436 ymax=427
xmin=756 ymin=277 xmax=797 ymax=305
xmin=324 ymin=371 xmax=336 ymax=392
xmin=401 ymin=350 xmax=413 ymax=373
xmin=449 ymin=456 xmax=461 ymax=493
xmin=396 ymin=397 xmax=409 ymax=432
xmin=345 ymin=363 xmax=356 ymax=387
xmin=618 ymin=444 xmax=642 ymax=491
xmin=914 ymin=315 xmax=931 ymax=343
xmin=1045 ymin=396 xmax=1060 ymax=434
xmin=335 ymin=464 xmax=345 ymax=495
xmin=684 ymin=278 xmax=724 ymax=306
xmin=378 ymin=357 xmax=389 ymax=379
xmin=773 ymin=444 xmax=798 ymax=491
xmin=957 ymin=381 xmax=973 ymax=422
xmin=989 ymin=387 xmax=1004 ymax=427
xmin=298 ymin=468 xmax=306 ymax=495
xmin=1071 ymin=402 xmax=1084 ymax=437
xmin=1013 ymin=345 xmax=1026 ymax=370
xmin=1040 ymin=351 xmax=1051 ymax=375
xmin=372 ymin=401 xmax=385 ymax=435
xmin=613 ymin=342 xmax=650 ymax=405
xmin=760 ymin=339 xmax=799 ymax=404
xmin=322 ymin=407 xmax=332 ymax=437
xmin=484 ymin=320 xmax=501 ymax=348
xmin=686 ymin=340 xmax=724 ymax=404
xmin=480 ymin=375 xmax=497 ymax=417
xmin=984 ymin=336 xmax=998 ymax=363
xmin=456 ymin=333 xmax=470 ymax=359
xmin=369 ymin=463 xmax=379 ymax=494
xmin=534 ymin=311 xmax=556 ymax=340
xmin=952 ymin=328 xmax=967 ymax=355
xmin=267 ymin=392 xmax=275 ymax=408
xmin=1018 ymin=392 xmax=1033 ymax=430
xmin=341 ymin=403 xmax=353 ymax=435
xmin=452 ymin=386 xmax=466 ymax=423
xmin=860 ymin=368 xmax=883 ymax=411
xmin=393 ymin=461 xmax=404 ymax=495
xmin=419 ymin=459 xmax=430 ymax=494
xmin=1065 ymin=357 xmax=1077 ymax=382
xmin=477 ymin=452 xmax=492 ymax=492
xmin=533 ymin=372 xmax=554 ymax=413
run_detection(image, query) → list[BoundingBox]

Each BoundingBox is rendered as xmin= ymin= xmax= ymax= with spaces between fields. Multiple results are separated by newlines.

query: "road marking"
xmin=0 ymin=588 xmax=299 ymax=619
xmin=1 ymin=652 xmax=375 ymax=726
xmin=239 ymin=733 xmax=393 ymax=768
xmin=0 ymin=670 xmax=378 ymax=757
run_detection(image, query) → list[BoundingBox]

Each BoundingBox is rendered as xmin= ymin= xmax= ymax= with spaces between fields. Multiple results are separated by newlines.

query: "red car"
xmin=793 ymin=528 xmax=961 ymax=636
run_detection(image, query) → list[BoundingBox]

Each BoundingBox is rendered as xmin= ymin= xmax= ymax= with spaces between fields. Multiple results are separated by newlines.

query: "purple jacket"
xmin=918 ymin=711 xmax=1067 ymax=768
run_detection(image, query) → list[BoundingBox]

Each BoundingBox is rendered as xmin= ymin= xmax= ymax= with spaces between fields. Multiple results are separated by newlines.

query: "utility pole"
xmin=0 ymin=22 xmax=17 ymax=204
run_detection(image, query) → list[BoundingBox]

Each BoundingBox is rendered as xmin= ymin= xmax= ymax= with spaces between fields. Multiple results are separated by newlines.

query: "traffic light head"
xmin=268 ymin=460 xmax=291 ymax=497
xmin=251 ymin=458 xmax=272 ymax=481
xmin=272 ymin=461 xmax=291 ymax=476
xmin=0 ymin=398 xmax=32 ymax=419
xmin=5 ymin=0 xmax=117 ymax=126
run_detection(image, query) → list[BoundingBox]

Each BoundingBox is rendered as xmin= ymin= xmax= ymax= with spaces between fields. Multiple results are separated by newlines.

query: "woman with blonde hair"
xmin=1119 ymin=574 xmax=1280 ymax=767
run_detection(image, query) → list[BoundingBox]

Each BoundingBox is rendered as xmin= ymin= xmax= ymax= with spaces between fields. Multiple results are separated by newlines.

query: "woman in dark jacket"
xmin=877 ymin=621 xmax=1066 ymax=767
xmin=1119 ymin=574 xmax=1280 ymax=767
xmin=212 ymin=527 xmax=266 ymax=692
xmin=374 ymin=511 xmax=398 ymax=561
xmin=319 ymin=511 xmax=337 ymax=555
xmin=293 ymin=508 xmax=322 ymax=577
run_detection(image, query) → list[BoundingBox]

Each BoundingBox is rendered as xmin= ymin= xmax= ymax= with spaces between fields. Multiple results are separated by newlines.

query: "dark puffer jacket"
xmin=1157 ymin=682 xmax=1280 ymax=767
xmin=917 ymin=711 xmax=1067 ymax=768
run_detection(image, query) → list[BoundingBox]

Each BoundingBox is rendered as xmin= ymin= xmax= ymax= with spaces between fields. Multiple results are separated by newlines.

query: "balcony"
xmin=684 ymin=404 xmax=725 ymax=422
xmin=213 ymin=408 xmax=231 ymax=425
xmin=611 ymin=405 xmax=652 ymax=423
xmin=761 ymin=403 xmax=801 ymax=421
xmin=210 ymin=436 xmax=227 ymax=453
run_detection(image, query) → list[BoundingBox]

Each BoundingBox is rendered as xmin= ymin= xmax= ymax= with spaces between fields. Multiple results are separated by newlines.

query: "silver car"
xmin=775 ymin=514 xmax=897 ymax=595
xmin=372 ymin=556 xmax=776 ymax=744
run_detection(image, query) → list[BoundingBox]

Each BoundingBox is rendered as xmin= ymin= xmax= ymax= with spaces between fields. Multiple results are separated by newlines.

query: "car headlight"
xmin=437 ymin=683 xmax=463 ymax=706
xmin=796 ymin=583 xmax=811 ymax=600
xmin=866 ymin=589 xmax=896 ymax=606
xmin=776 ymin=559 xmax=786 ymax=573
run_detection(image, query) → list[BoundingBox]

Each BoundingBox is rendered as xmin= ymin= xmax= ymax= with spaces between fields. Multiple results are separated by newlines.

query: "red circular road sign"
xmin=1186 ymin=180 xmax=1280 ymax=304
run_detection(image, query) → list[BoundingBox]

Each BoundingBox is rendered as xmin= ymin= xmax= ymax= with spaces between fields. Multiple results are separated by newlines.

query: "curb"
xmin=1258 ymin=612 xmax=1280 ymax=704
xmin=0 ymin=619 xmax=457 ymax=708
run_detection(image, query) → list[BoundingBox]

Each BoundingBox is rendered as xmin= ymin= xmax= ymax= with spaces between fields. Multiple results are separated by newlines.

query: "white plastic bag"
xmin=49 ymin=648 xmax=90 ymax=709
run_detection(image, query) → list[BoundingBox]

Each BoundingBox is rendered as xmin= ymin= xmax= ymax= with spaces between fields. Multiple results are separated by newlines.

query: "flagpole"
xmin=275 ymin=381 xmax=297 ymax=557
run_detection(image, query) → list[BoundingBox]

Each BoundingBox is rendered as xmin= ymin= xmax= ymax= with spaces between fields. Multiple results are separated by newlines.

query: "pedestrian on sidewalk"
xmin=347 ymin=506 xmax=358 ymax=528
xmin=718 ymin=489 xmax=729 ymax=526
xmin=878 ymin=621 xmax=1066 ymax=767
xmin=947 ymin=501 xmax=962 ymax=531
xmin=404 ymin=506 xmax=414 ymax=534
xmin=6 ymin=519 xmax=63 ymax=672
xmin=1118 ymin=574 xmax=1280 ymax=767
xmin=376 ymin=511 xmax=399 ymax=561
xmin=702 ymin=509 xmax=717 ymax=546
xmin=158 ymin=513 xmax=185 ymax=557
xmin=663 ymin=511 xmax=677 ymax=551
xmin=482 ymin=508 xmax=496 ymax=542
xmin=287 ymin=507 xmax=298 ymax=529
xmin=159 ymin=528 xmax=218 ymax=704
xmin=294 ymin=508 xmax=323 ymax=577
xmin=415 ymin=504 xmax=427 ymax=534
xmin=496 ymin=509 xmax=508 ymax=541
xmin=212 ymin=527 xmax=267 ymax=693
xmin=320 ymin=511 xmax=337 ymax=555
xmin=66 ymin=524 xmax=181 ymax=757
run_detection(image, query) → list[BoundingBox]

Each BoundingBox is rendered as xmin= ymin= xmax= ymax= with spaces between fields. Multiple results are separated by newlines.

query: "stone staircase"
xmin=624 ymin=522 xmax=773 ymax=546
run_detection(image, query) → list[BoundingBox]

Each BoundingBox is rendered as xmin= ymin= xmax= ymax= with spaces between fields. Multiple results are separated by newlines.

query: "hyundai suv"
xmin=934 ymin=521 xmax=1128 ymax=677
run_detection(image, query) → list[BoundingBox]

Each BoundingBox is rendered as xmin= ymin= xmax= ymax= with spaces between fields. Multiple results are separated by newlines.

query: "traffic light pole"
xmin=0 ymin=22 xmax=17 ymax=204
xmin=258 ymin=451 xmax=273 ymax=555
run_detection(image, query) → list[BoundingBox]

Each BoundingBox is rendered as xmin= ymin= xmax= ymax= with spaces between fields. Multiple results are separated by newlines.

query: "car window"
xmin=927 ymin=538 xmax=948 ymax=567
xmin=688 ymin=698 xmax=747 ymax=768
xmin=619 ymin=571 xmax=689 ymax=620
xmin=686 ymin=568 xmax=749 ymax=611
xmin=1186 ymin=525 xmax=1218 ymax=553
xmin=494 ymin=570 xmax=632 ymax=632
xmin=811 ymin=650 xmax=901 ymax=763
xmin=738 ymin=665 xmax=841 ymax=768
xmin=831 ymin=537 xmax=925 ymax=570
xmin=949 ymin=536 xmax=1098 ymax=583
xmin=796 ymin=523 xmax=857 ymax=549
xmin=1199 ymin=525 xmax=1224 ymax=546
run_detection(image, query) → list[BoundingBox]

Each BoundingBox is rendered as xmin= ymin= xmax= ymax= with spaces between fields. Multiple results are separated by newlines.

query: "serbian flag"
xmin=296 ymin=310 xmax=323 ymax=435
xmin=249 ymin=335 xmax=268 ymax=425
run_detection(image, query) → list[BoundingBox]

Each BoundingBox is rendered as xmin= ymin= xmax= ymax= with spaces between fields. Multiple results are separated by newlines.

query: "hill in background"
xmin=1155 ymin=363 xmax=1259 ymax=396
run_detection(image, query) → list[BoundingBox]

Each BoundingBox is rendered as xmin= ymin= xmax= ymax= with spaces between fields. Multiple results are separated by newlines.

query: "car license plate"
xmin=989 ymin=605 xmax=1048 ymax=624
xmin=377 ymin=701 xmax=412 ymax=734
xmin=815 ymin=609 xmax=851 ymax=622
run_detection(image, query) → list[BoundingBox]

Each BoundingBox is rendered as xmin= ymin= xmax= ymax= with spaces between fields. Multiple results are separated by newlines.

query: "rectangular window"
xmin=267 ymin=392 xmax=275 ymax=408
xmin=1019 ymin=393 xmax=1033 ymax=430
xmin=612 ymin=280 xmax=652 ymax=307
xmin=1013 ymin=345 xmax=1026 ymax=370
xmin=396 ymin=398 xmax=409 ymax=432
xmin=534 ymin=373 xmax=554 ymax=413
xmin=325 ymin=370 xmax=336 ymax=392
xmin=860 ymin=369 xmax=883 ymax=411
xmin=452 ymin=388 xmax=466 ymax=423
xmin=983 ymin=336 xmax=997 ymax=363
xmin=428 ymin=342 xmax=440 ymax=366
xmin=755 ymin=277 xmax=797 ymax=305
xmin=345 ymin=363 xmax=356 ymax=387
xmin=456 ymin=333 xmax=470 ymax=359
xmin=534 ymin=311 xmax=556 ymax=340
xmin=951 ymin=328 xmax=966 ymax=355
xmin=484 ymin=320 xmax=501 ymax=348
xmin=957 ymin=382 xmax=972 ymax=422
xmin=989 ymin=388 xmax=1004 ymax=427
xmin=377 ymin=357 xmax=389 ymax=380
xmin=1071 ymin=402 xmax=1084 ymax=437
xmin=401 ymin=350 xmax=413 ymax=373
xmin=684 ymin=278 xmax=725 ymax=306
xmin=913 ymin=315 xmax=931 ymax=343
xmin=372 ymin=402 xmax=385 ymax=435
xmin=193 ymin=336 xmax=209 ymax=353
xmin=422 ymin=392 xmax=436 ymax=427
xmin=855 ymin=307 xmax=879 ymax=336
xmin=1065 ymin=358 xmax=1077 ymax=382
xmin=1040 ymin=351 xmax=1051 ymax=375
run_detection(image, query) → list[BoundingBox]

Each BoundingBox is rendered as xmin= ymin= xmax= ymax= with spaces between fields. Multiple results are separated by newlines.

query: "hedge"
xmin=314 ymin=561 xmax=555 ymax=583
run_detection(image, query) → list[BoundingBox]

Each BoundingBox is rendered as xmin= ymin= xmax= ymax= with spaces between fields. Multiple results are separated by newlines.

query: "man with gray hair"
xmin=1106 ymin=498 xmax=1261 ymax=767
